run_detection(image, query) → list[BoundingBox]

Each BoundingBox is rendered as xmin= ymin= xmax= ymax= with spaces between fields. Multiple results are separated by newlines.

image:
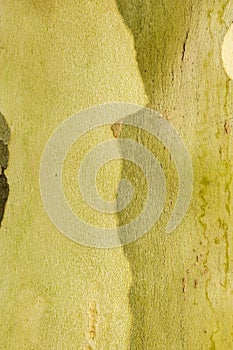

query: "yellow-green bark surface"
xmin=1 ymin=0 xmax=233 ymax=349
xmin=0 ymin=1 xmax=146 ymax=349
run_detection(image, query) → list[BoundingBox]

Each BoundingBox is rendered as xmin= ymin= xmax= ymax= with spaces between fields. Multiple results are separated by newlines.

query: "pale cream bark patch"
xmin=222 ymin=23 xmax=233 ymax=80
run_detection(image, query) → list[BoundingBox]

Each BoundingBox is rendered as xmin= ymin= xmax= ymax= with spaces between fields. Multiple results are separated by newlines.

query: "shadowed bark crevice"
xmin=0 ymin=112 xmax=10 ymax=226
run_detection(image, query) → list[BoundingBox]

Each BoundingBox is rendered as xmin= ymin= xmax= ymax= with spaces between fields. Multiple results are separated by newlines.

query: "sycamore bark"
xmin=0 ymin=1 xmax=233 ymax=349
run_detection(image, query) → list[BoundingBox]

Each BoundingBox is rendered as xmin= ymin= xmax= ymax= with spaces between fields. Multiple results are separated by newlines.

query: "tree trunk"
xmin=0 ymin=0 xmax=233 ymax=349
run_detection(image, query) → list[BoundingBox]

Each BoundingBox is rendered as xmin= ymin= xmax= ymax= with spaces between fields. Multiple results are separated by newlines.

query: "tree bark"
xmin=0 ymin=0 xmax=233 ymax=349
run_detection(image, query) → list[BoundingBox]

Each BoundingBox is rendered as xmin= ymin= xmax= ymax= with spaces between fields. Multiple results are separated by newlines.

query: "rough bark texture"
xmin=0 ymin=0 xmax=233 ymax=349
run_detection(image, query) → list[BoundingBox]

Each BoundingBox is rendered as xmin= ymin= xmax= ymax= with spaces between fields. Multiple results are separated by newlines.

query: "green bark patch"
xmin=116 ymin=1 xmax=233 ymax=348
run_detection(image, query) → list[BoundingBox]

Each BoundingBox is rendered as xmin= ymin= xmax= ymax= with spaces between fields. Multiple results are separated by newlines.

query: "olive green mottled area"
xmin=0 ymin=1 xmax=147 ymax=349
xmin=116 ymin=0 xmax=233 ymax=349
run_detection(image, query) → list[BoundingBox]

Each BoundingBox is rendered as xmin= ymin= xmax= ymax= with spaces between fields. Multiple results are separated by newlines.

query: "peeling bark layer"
xmin=0 ymin=1 xmax=146 ymax=348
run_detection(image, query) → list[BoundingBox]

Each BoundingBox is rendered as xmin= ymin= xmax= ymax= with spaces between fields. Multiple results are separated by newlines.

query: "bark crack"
xmin=0 ymin=112 xmax=10 ymax=226
xmin=181 ymin=29 xmax=190 ymax=62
